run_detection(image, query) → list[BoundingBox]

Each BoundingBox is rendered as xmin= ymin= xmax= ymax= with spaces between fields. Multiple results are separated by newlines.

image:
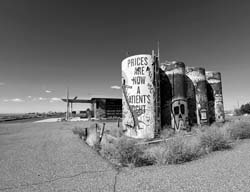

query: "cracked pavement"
xmin=1 ymin=122 xmax=250 ymax=192
xmin=0 ymin=122 xmax=116 ymax=192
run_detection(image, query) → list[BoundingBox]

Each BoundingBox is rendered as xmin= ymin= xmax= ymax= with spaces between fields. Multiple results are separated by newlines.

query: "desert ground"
xmin=1 ymin=118 xmax=250 ymax=192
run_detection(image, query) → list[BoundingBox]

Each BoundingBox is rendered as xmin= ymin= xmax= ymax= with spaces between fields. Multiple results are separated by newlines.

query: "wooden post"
xmin=99 ymin=123 xmax=105 ymax=142
xmin=70 ymin=103 xmax=73 ymax=117
xmin=117 ymin=117 xmax=120 ymax=128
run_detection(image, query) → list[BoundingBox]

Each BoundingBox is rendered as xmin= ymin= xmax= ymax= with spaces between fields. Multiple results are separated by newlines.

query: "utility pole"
xmin=153 ymin=46 xmax=161 ymax=136
xmin=157 ymin=41 xmax=161 ymax=132
xmin=157 ymin=40 xmax=160 ymax=62
xmin=66 ymin=88 xmax=69 ymax=121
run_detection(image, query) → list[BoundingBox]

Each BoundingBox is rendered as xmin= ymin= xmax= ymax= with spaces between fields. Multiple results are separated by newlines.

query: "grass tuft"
xmin=100 ymin=137 xmax=149 ymax=167
xmin=227 ymin=121 xmax=250 ymax=139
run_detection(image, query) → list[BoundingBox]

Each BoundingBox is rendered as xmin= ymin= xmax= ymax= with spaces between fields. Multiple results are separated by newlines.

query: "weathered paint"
xmin=122 ymin=54 xmax=155 ymax=139
xmin=185 ymin=71 xmax=196 ymax=126
xmin=154 ymin=56 xmax=161 ymax=135
xmin=186 ymin=67 xmax=208 ymax=125
xmin=206 ymin=71 xmax=225 ymax=123
xmin=160 ymin=61 xmax=188 ymax=131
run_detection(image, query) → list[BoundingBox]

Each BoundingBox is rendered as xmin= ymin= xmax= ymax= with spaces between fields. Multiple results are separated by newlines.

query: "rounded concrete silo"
xmin=121 ymin=54 xmax=155 ymax=139
xmin=161 ymin=61 xmax=189 ymax=131
xmin=186 ymin=67 xmax=209 ymax=125
xmin=206 ymin=71 xmax=225 ymax=123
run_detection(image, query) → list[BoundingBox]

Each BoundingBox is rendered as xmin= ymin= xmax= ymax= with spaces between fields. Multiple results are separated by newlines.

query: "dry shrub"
xmin=143 ymin=124 xmax=234 ymax=165
xmin=160 ymin=127 xmax=175 ymax=139
xmin=105 ymin=126 xmax=123 ymax=138
xmin=142 ymin=144 xmax=167 ymax=165
xmin=100 ymin=137 xmax=148 ymax=167
xmin=99 ymin=139 xmax=120 ymax=165
xmin=75 ymin=120 xmax=250 ymax=167
xmin=144 ymin=135 xmax=202 ymax=165
xmin=179 ymin=136 xmax=203 ymax=162
xmin=99 ymin=124 xmax=235 ymax=167
xmin=198 ymin=124 xmax=232 ymax=152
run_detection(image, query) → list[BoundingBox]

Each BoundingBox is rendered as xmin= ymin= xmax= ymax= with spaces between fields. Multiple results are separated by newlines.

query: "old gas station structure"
xmin=61 ymin=97 xmax=122 ymax=120
xmin=122 ymin=53 xmax=225 ymax=139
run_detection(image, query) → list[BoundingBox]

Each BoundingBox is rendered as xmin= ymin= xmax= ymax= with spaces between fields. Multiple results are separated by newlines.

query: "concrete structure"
xmin=61 ymin=98 xmax=122 ymax=119
xmin=63 ymin=54 xmax=225 ymax=140
xmin=121 ymin=54 xmax=226 ymax=139
xmin=206 ymin=71 xmax=225 ymax=123
xmin=160 ymin=61 xmax=189 ymax=131
xmin=122 ymin=54 xmax=156 ymax=139
xmin=186 ymin=67 xmax=209 ymax=125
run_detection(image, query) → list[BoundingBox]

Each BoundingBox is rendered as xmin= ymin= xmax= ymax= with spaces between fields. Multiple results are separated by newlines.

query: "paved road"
xmin=0 ymin=122 xmax=116 ymax=192
xmin=1 ymin=122 xmax=250 ymax=192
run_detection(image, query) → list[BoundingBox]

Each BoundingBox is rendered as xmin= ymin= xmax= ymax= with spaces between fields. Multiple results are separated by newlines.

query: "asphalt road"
xmin=1 ymin=122 xmax=250 ymax=192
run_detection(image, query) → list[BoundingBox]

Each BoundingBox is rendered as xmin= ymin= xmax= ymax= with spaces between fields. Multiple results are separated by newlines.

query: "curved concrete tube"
xmin=186 ymin=67 xmax=209 ymax=125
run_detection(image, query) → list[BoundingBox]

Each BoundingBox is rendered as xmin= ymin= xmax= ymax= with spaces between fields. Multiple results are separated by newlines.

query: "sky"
xmin=0 ymin=0 xmax=249 ymax=113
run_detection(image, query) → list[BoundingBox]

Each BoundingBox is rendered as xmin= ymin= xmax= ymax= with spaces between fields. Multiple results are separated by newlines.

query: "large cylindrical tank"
xmin=206 ymin=71 xmax=225 ymax=123
xmin=186 ymin=67 xmax=208 ymax=125
xmin=161 ymin=61 xmax=188 ymax=131
xmin=121 ymin=54 xmax=155 ymax=139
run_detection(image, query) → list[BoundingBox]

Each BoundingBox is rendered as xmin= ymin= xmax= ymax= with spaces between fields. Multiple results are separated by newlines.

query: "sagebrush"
xmin=75 ymin=119 xmax=250 ymax=167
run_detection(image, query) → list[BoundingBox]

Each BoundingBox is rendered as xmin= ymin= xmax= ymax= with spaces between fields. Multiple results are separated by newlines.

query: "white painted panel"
xmin=122 ymin=54 xmax=155 ymax=139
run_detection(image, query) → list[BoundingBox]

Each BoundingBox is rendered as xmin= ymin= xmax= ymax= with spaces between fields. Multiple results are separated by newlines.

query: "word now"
xmin=131 ymin=76 xmax=146 ymax=85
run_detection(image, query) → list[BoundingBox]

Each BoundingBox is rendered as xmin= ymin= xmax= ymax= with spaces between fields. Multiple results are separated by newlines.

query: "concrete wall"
xmin=206 ymin=71 xmax=225 ymax=123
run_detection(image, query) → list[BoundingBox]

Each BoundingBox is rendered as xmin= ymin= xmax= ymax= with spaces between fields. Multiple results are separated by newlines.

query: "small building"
xmin=61 ymin=97 xmax=122 ymax=119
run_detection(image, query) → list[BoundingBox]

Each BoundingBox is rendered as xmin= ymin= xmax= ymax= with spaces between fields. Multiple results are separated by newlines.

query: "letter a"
xmin=137 ymin=86 xmax=141 ymax=94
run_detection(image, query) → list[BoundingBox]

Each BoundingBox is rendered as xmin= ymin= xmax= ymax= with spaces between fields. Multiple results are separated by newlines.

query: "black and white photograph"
xmin=0 ymin=0 xmax=250 ymax=191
